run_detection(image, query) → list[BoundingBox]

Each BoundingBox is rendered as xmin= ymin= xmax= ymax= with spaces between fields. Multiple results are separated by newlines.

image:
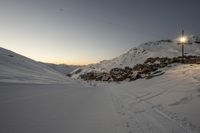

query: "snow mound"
xmin=0 ymin=47 xmax=70 ymax=84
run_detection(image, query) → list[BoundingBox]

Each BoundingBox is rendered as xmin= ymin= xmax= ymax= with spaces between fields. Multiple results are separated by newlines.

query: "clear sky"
xmin=0 ymin=0 xmax=200 ymax=65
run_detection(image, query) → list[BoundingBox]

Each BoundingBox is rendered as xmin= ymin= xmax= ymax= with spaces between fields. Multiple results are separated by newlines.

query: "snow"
xmin=0 ymin=47 xmax=70 ymax=84
xmin=1 ymin=44 xmax=200 ymax=132
xmin=71 ymin=39 xmax=200 ymax=78
xmin=101 ymin=64 xmax=200 ymax=133
xmin=43 ymin=63 xmax=77 ymax=75
xmin=1 ymin=64 xmax=200 ymax=133
xmin=0 ymin=83 xmax=126 ymax=133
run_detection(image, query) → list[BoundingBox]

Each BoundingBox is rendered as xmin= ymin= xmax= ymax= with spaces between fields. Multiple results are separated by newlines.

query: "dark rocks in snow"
xmin=172 ymin=57 xmax=182 ymax=63
xmin=192 ymin=36 xmax=200 ymax=43
xmin=184 ymin=56 xmax=200 ymax=64
xmin=146 ymin=70 xmax=165 ymax=79
xmin=110 ymin=68 xmax=128 ymax=81
xmin=144 ymin=57 xmax=173 ymax=66
xmin=66 ymin=73 xmax=71 ymax=77
xmin=73 ymin=69 xmax=82 ymax=74
xmin=133 ymin=64 xmax=146 ymax=71
xmin=124 ymin=66 xmax=133 ymax=72
xmin=96 ymin=72 xmax=111 ymax=81
xmin=109 ymin=67 xmax=139 ymax=81
xmin=158 ymin=39 xmax=173 ymax=43
xmin=133 ymin=63 xmax=157 ymax=78
xmin=80 ymin=71 xmax=99 ymax=81
xmin=80 ymin=71 xmax=111 ymax=81
xmin=8 ymin=54 xmax=14 ymax=57
xmin=124 ymin=67 xmax=136 ymax=79
xmin=128 ymin=71 xmax=139 ymax=81
xmin=144 ymin=57 xmax=157 ymax=64
xmin=171 ymin=56 xmax=200 ymax=64
xmin=79 ymin=56 xmax=200 ymax=82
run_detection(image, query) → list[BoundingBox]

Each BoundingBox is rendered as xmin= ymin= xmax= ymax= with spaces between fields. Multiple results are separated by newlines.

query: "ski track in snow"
xmin=0 ymin=81 xmax=200 ymax=133
xmin=106 ymin=84 xmax=190 ymax=133
xmin=1 ymin=63 xmax=200 ymax=133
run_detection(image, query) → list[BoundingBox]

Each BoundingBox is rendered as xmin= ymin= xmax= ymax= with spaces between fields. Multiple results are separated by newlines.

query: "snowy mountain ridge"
xmin=42 ymin=63 xmax=78 ymax=75
xmin=71 ymin=37 xmax=200 ymax=78
xmin=0 ymin=47 xmax=71 ymax=83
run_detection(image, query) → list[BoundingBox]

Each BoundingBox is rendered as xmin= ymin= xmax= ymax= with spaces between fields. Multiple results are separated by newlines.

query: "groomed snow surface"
xmin=0 ymin=47 xmax=200 ymax=133
xmin=0 ymin=64 xmax=200 ymax=133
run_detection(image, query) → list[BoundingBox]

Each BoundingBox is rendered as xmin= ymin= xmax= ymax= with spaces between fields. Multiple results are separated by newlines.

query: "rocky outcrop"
xmin=80 ymin=71 xmax=111 ymax=81
xmin=184 ymin=56 xmax=200 ymax=64
xmin=96 ymin=72 xmax=111 ymax=81
xmin=110 ymin=68 xmax=128 ymax=81
xmin=79 ymin=56 xmax=200 ymax=82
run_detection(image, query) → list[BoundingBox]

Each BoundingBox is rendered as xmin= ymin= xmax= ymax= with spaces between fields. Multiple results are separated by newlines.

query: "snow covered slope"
xmin=105 ymin=64 xmax=200 ymax=133
xmin=71 ymin=39 xmax=200 ymax=78
xmin=0 ymin=47 xmax=70 ymax=83
xmin=44 ymin=63 xmax=77 ymax=75
xmin=0 ymin=64 xmax=200 ymax=133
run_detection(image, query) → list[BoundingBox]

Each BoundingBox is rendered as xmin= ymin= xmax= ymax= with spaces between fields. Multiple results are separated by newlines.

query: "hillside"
xmin=103 ymin=63 xmax=200 ymax=133
xmin=0 ymin=47 xmax=70 ymax=83
xmin=71 ymin=38 xmax=200 ymax=78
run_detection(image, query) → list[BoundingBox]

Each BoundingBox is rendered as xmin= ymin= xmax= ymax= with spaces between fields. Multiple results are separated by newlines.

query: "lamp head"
xmin=179 ymin=36 xmax=188 ymax=43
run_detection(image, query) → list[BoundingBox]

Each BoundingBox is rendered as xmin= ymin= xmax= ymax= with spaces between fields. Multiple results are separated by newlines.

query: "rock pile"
xmin=80 ymin=71 xmax=111 ymax=81
xmin=79 ymin=56 xmax=200 ymax=82
xmin=110 ymin=68 xmax=128 ymax=81
xmin=184 ymin=56 xmax=200 ymax=64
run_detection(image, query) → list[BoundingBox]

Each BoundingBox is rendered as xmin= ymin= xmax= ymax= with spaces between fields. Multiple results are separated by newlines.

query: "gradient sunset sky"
xmin=1 ymin=0 xmax=200 ymax=65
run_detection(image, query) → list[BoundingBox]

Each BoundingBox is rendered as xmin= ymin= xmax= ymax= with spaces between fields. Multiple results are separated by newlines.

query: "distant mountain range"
xmin=71 ymin=36 xmax=200 ymax=78
xmin=42 ymin=63 xmax=78 ymax=75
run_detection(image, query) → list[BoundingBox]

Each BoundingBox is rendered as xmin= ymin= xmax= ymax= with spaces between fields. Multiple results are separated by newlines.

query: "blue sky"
xmin=0 ymin=0 xmax=200 ymax=65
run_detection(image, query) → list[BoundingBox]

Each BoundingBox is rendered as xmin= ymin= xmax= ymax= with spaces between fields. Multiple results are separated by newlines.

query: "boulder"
xmin=101 ymin=73 xmax=111 ymax=81
xmin=133 ymin=64 xmax=146 ymax=71
xmin=141 ymin=68 xmax=151 ymax=74
xmin=80 ymin=71 xmax=98 ymax=81
xmin=66 ymin=73 xmax=71 ymax=77
xmin=144 ymin=57 xmax=157 ymax=64
xmin=95 ymin=72 xmax=111 ymax=81
xmin=128 ymin=71 xmax=139 ymax=81
xmin=124 ymin=66 xmax=132 ymax=73
xmin=110 ymin=68 xmax=128 ymax=81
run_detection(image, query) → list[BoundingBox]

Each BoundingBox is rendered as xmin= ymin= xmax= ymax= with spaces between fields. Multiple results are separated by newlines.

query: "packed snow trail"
xmin=0 ymin=82 xmax=197 ymax=133
xmin=0 ymin=83 xmax=125 ymax=133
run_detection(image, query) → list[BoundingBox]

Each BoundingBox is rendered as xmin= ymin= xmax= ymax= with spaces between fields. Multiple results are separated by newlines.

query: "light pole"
xmin=180 ymin=30 xmax=186 ymax=57
xmin=177 ymin=30 xmax=189 ymax=63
